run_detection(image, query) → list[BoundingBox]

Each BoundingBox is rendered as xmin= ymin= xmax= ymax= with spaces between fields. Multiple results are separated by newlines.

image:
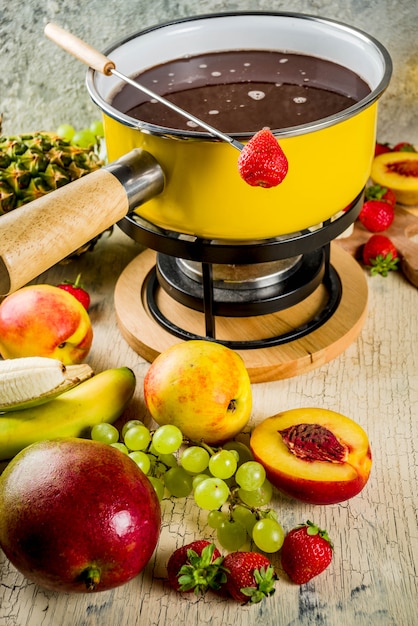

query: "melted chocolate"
xmin=111 ymin=50 xmax=370 ymax=133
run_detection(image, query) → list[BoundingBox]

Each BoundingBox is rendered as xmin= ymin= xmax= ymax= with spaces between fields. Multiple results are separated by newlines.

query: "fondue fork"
xmin=44 ymin=23 xmax=245 ymax=151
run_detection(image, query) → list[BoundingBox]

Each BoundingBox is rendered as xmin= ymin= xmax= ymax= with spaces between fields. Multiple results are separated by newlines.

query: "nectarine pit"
xmin=386 ymin=159 xmax=418 ymax=177
xmin=278 ymin=423 xmax=348 ymax=463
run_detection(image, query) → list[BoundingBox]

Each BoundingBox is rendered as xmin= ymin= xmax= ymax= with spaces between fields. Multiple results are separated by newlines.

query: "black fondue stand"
xmin=114 ymin=194 xmax=368 ymax=382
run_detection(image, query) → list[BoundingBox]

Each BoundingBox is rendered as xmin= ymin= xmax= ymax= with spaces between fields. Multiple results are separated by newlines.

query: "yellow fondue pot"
xmin=86 ymin=12 xmax=392 ymax=240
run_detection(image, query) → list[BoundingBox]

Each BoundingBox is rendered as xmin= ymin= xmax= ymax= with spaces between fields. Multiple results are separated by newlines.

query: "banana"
xmin=0 ymin=366 xmax=136 ymax=461
xmin=0 ymin=356 xmax=94 ymax=412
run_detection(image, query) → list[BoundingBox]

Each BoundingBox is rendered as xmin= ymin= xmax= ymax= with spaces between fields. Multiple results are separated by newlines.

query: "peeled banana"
xmin=0 ymin=366 xmax=136 ymax=461
xmin=0 ymin=356 xmax=94 ymax=412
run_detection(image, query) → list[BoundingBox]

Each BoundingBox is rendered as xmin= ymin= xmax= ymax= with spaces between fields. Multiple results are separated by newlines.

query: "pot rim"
xmin=86 ymin=11 xmax=392 ymax=141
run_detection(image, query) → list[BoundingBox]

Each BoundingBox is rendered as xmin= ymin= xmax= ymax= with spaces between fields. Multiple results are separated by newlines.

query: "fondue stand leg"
xmin=201 ymin=263 xmax=216 ymax=338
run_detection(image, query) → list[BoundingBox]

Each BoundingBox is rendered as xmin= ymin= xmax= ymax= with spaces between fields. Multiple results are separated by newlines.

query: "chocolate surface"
xmin=111 ymin=50 xmax=370 ymax=133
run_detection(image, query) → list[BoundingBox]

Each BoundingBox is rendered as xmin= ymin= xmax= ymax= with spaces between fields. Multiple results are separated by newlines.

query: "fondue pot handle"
xmin=0 ymin=149 xmax=164 ymax=296
xmin=45 ymin=23 xmax=116 ymax=75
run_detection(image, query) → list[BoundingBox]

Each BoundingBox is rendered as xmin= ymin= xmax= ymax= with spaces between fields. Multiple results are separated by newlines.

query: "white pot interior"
xmin=88 ymin=12 xmax=391 ymax=137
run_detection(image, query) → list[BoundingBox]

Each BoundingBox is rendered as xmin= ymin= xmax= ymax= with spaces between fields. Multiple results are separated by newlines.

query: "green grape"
xmin=223 ymin=440 xmax=254 ymax=466
xmin=217 ymin=518 xmax=247 ymax=551
xmin=231 ymin=504 xmax=257 ymax=534
xmin=146 ymin=453 xmax=157 ymax=473
xmin=128 ymin=451 xmax=151 ymax=474
xmin=208 ymin=450 xmax=237 ymax=479
xmin=90 ymin=422 xmax=119 ymax=444
xmin=56 ymin=123 xmax=75 ymax=142
xmin=110 ymin=442 xmax=129 ymax=455
xmin=164 ymin=466 xmax=193 ymax=498
xmin=89 ymin=119 xmax=104 ymax=137
xmin=152 ymin=424 xmax=183 ymax=454
xmin=252 ymin=518 xmax=285 ymax=553
xmin=235 ymin=461 xmax=266 ymax=491
xmin=147 ymin=442 xmax=159 ymax=456
xmin=264 ymin=508 xmax=279 ymax=522
xmin=122 ymin=419 xmax=144 ymax=438
xmin=71 ymin=128 xmax=96 ymax=148
xmin=148 ymin=476 xmax=165 ymax=501
xmin=151 ymin=460 xmax=167 ymax=477
xmin=228 ymin=449 xmax=240 ymax=463
xmin=192 ymin=473 xmax=210 ymax=490
xmin=157 ymin=453 xmax=178 ymax=469
xmin=207 ymin=509 xmax=227 ymax=529
xmin=193 ymin=477 xmax=230 ymax=510
xmin=150 ymin=452 xmax=176 ymax=476
xmin=123 ymin=424 xmax=151 ymax=451
xmin=238 ymin=479 xmax=273 ymax=507
xmin=180 ymin=446 xmax=210 ymax=474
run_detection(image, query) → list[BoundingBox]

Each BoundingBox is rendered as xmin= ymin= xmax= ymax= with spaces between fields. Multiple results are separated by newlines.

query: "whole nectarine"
xmin=144 ymin=340 xmax=252 ymax=445
xmin=0 ymin=284 xmax=93 ymax=364
xmin=250 ymin=408 xmax=372 ymax=505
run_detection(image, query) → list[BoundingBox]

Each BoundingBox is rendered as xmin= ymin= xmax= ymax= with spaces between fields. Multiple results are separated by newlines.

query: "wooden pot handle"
xmin=0 ymin=149 xmax=164 ymax=296
xmin=45 ymin=23 xmax=115 ymax=75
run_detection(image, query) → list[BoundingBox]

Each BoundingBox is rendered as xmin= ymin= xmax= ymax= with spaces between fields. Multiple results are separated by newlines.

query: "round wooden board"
xmin=114 ymin=243 xmax=368 ymax=382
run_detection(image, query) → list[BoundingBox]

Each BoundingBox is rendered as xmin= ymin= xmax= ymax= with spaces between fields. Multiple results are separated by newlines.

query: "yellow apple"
xmin=143 ymin=340 xmax=252 ymax=444
xmin=0 ymin=285 xmax=93 ymax=365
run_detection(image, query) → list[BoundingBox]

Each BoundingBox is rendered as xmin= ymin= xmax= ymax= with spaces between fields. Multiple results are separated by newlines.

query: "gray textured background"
xmin=1 ymin=0 xmax=417 ymax=143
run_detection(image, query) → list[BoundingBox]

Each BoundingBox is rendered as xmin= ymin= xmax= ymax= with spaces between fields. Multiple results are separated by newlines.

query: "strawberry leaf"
xmin=365 ymin=184 xmax=388 ymax=201
xmin=369 ymin=252 xmax=399 ymax=277
xmin=239 ymin=566 xmax=277 ymax=604
xmin=177 ymin=544 xmax=227 ymax=594
xmin=305 ymin=520 xmax=333 ymax=547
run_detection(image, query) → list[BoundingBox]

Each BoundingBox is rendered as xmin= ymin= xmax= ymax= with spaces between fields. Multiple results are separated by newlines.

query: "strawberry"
xmin=222 ymin=551 xmax=277 ymax=604
xmin=392 ymin=141 xmax=417 ymax=153
xmin=238 ymin=127 xmax=288 ymax=188
xmin=358 ymin=198 xmax=395 ymax=232
xmin=57 ymin=273 xmax=90 ymax=310
xmin=374 ymin=141 xmax=392 ymax=156
xmin=362 ymin=234 xmax=399 ymax=276
xmin=281 ymin=520 xmax=333 ymax=585
xmin=365 ymin=184 xmax=397 ymax=207
xmin=167 ymin=541 xmax=226 ymax=594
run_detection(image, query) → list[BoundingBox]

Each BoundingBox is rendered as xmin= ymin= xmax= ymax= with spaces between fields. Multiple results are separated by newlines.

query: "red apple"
xmin=250 ymin=408 xmax=372 ymax=505
xmin=0 ymin=438 xmax=161 ymax=592
xmin=0 ymin=284 xmax=93 ymax=364
xmin=144 ymin=340 xmax=252 ymax=445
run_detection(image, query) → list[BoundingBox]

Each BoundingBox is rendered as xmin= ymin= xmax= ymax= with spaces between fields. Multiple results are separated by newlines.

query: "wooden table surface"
xmin=0 ymin=227 xmax=417 ymax=626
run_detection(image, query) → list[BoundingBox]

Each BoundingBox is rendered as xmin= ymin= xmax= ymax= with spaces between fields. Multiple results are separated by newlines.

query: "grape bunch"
xmin=90 ymin=421 xmax=285 ymax=554
xmin=56 ymin=120 xmax=105 ymax=150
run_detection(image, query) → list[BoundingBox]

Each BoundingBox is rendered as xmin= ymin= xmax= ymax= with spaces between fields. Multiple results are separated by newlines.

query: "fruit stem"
xmin=73 ymin=273 xmax=82 ymax=288
xmin=62 ymin=273 xmax=83 ymax=288
xmin=80 ymin=566 xmax=101 ymax=591
xmin=228 ymin=490 xmax=265 ymax=520
xmin=189 ymin=439 xmax=217 ymax=456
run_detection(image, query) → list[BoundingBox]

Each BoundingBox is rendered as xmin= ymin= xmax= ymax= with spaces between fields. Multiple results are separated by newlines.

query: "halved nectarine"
xmin=371 ymin=151 xmax=418 ymax=205
xmin=250 ymin=408 xmax=372 ymax=505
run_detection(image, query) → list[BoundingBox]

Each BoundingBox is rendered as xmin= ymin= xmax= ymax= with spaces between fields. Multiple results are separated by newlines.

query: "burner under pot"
xmin=156 ymin=247 xmax=327 ymax=317
xmin=177 ymin=255 xmax=303 ymax=290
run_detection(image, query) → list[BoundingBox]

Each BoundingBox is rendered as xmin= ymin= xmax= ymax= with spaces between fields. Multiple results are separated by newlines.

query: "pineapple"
xmin=0 ymin=132 xmax=103 ymax=214
xmin=0 ymin=130 xmax=109 ymax=256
